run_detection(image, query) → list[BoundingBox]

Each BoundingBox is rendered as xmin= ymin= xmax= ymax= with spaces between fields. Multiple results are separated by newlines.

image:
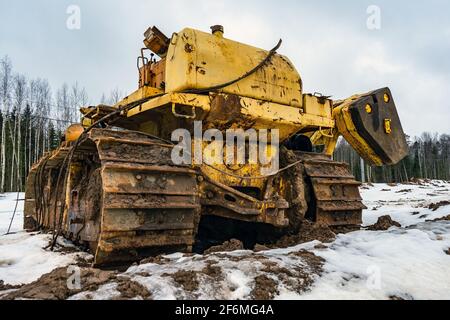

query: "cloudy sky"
xmin=0 ymin=0 xmax=449 ymax=136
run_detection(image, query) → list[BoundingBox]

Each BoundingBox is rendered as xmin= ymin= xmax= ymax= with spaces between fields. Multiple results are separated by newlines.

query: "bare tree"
xmin=0 ymin=56 xmax=12 ymax=192
xmin=100 ymin=93 xmax=107 ymax=104
xmin=108 ymin=87 xmax=123 ymax=105
xmin=70 ymin=82 xmax=88 ymax=123
xmin=56 ymin=83 xmax=70 ymax=128
xmin=10 ymin=74 xmax=27 ymax=190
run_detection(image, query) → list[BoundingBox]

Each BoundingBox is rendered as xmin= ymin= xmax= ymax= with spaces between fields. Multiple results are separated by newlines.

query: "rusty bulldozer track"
xmin=24 ymin=129 xmax=364 ymax=265
xmin=25 ymin=129 xmax=200 ymax=266
xmin=298 ymin=153 xmax=365 ymax=226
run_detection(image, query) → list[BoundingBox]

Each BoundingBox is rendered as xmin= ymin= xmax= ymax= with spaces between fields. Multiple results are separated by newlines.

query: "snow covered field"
xmin=0 ymin=181 xmax=449 ymax=300
xmin=0 ymin=193 xmax=89 ymax=286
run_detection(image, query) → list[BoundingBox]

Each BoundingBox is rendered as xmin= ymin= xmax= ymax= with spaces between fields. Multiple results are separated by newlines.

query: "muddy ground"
xmin=2 ymin=266 xmax=153 ymax=300
xmin=1 ymin=246 xmax=326 ymax=300
xmin=1 ymin=219 xmax=336 ymax=300
xmin=0 ymin=210 xmax=444 ymax=300
xmin=367 ymin=215 xmax=401 ymax=231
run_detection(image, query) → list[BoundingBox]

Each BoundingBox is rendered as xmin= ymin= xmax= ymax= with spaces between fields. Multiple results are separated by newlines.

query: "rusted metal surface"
xmin=301 ymin=154 xmax=365 ymax=226
xmin=21 ymin=25 xmax=402 ymax=266
xmin=25 ymin=129 xmax=201 ymax=266
xmin=24 ymin=129 xmax=364 ymax=266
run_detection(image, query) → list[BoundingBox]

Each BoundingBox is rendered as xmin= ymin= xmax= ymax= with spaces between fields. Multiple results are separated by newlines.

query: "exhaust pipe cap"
xmin=210 ymin=25 xmax=224 ymax=37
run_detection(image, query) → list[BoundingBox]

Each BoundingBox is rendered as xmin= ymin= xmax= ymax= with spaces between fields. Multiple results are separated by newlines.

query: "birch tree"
xmin=0 ymin=56 xmax=12 ymax=192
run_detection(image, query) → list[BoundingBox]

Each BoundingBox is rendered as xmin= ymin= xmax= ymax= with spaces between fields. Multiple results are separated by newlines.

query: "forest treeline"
xmin=0 ymin=56 xmax=122 ymax=192
xmin=334 ymin=133 xmax=449 ymax=183
xmin=0 ymin=55 xmax=449 ymax=191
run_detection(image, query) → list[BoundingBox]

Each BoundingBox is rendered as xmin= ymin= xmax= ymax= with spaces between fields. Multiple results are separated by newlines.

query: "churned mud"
xmin=139 ymin=255 xmax=171 ymax=265
xmin=267 ymin=220 xmax=336 ymax=249
xmin=204 ymin=239 xmax=244 ymax=254
xmin=396 ymin=189 xmax=412 ymax=194
xmin=115 ymin=279 xmax=152 ymax=300
xmin=165 ymin=270 xmax=200 ymax=292
xmin=2 ymin=266 xmax=152 ymax=300
xmin=3 ymin=267 xmax=117 ymax=300
xmin=428 ymin=201 xmax=450 ymax=212
xmin=259 ymin=249 xmax=324 ymax=296
xmin=251 ymin=275 xmax=279 ymax=300
xmin=0 ymin=280 xmax=21 ymax=291
xmin=201 ymin=261 xmax=223 ymax=279
xmin=428 ymin=215 xmax=450 ymax=222
xmin=367 ymin=215 xmax=401 ymax=231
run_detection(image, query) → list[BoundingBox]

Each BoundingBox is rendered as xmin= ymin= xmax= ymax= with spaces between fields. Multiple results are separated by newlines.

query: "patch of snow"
xmin=69 ymin=283 xmax=121 ymax=300
xmin=124 ymin=252 xmax=258 ymax=300
xmin=0 ymin=193 xmax=90 ymax=286
xmin=225 ymin=269 xmax=253 ymax=300
xmin=298 ymin=223 xmax=450 ymax=300
xmin=1 ymin=181 xmax=450 ymax=300
xmin=0 ymin=231 xmax=88 ymax=286
xmin=361 ymin=181 xmax=450 ymax=227
xmin=291 ymin=181 xmax=450 ymax=300
xmin=0 ymin=193 xmax=24 ymax=235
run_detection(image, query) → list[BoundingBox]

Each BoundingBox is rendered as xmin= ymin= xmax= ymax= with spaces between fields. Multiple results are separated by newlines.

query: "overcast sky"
xmin=0 ymin=0 xmax=449 ymax=136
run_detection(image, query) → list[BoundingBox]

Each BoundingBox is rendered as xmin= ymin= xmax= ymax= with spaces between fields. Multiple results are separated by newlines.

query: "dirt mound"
xmin=428 ymin=215 xmax=450 ymax=222
xmin=251 ymin=275 xmax=279 ymax=300
xmin=115 ymin=279 xmax=151 ymax=300
xmin=428 ymin=201 xmax=450 ymax=211
xmin=250 ymin=249 xmax=324 ymax=299
xmin=0 ymin=280 xmax=21 ymax=291
xmin=202 ymin=262 xmax=223 ymax=279
xmin=166 ymin=270 xmax=199 ymax=292
xmin=204 ymin=239 xmax=244 ymax=254
xmin=3 ymin=267 xmax=117 ymax=300
xmin=331 ymin=225 xmax=361 ymax=234
xmin=389 ymin=293 xmax=414 ymax=300
xmin=139 ymin=255 xmax=170 ymax=265
xmin=368 ymin=215 xmax=401 ymax=231
xmin=289 ymin=250 xmax=325 ymax=274
xmin=3 ymin=266 xmax=154 ymax=300
xmin=409 ymin=178 xmax=431 ymax=185
xmin=396 ymin=189 xmax=412 ymax=193
xmin=387 ymin=183 xmax=398 ymax=187
xmin=267 ymin=250 xmax=324 ymax=294
xmin=268 ymin=220 xmax=335 ymax=249
xmin=253 ymin=244 xmax=270 ymax=252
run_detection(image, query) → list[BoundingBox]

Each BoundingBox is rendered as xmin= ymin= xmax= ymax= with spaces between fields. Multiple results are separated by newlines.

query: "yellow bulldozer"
xmin=24 ymin=25 xmax=408 ymax=265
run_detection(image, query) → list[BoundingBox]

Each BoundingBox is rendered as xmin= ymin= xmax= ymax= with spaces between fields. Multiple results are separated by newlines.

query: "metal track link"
xmin=26 ymin=129 xmax=200 ymax=266
xmin=295 ymin=152 xmax=365 ymax=226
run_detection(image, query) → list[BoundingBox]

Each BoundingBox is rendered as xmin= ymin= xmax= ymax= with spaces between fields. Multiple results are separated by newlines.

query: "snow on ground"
xmin=69 ymin=249 xmax=321 ymax=300
xmin=296 ymin=180 xmax=450 ymax=300
xmin=0 ymin=181 xmax=449 ymax=300
xmin=0 ymin=193 xmax=24 ymax=235
xmin=360 ymin=180 xmax=450 ymax=227
xmin=297 ymin=223 xmax=450 ymax=299
xmin=0 ymin=193 xmax=89 ymax=286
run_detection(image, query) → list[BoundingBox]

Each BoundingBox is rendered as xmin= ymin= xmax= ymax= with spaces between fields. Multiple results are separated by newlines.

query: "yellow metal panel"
xmin=302 ymin=94 xmax=332 ymax=119
xmin=165 ymin=28 xmax=303 ymax=107
xmin=126 ymin=93 xmax=212 ymax=117
xmin=114 ymin=86 xmax=163 ymax=108
xmin=125 ymin=93 xmax=334 ymax=142
xmin=333 ymin=105 xmax=383 ymax=166
xmin=238 ymin=95 xmax=334 ymax=141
